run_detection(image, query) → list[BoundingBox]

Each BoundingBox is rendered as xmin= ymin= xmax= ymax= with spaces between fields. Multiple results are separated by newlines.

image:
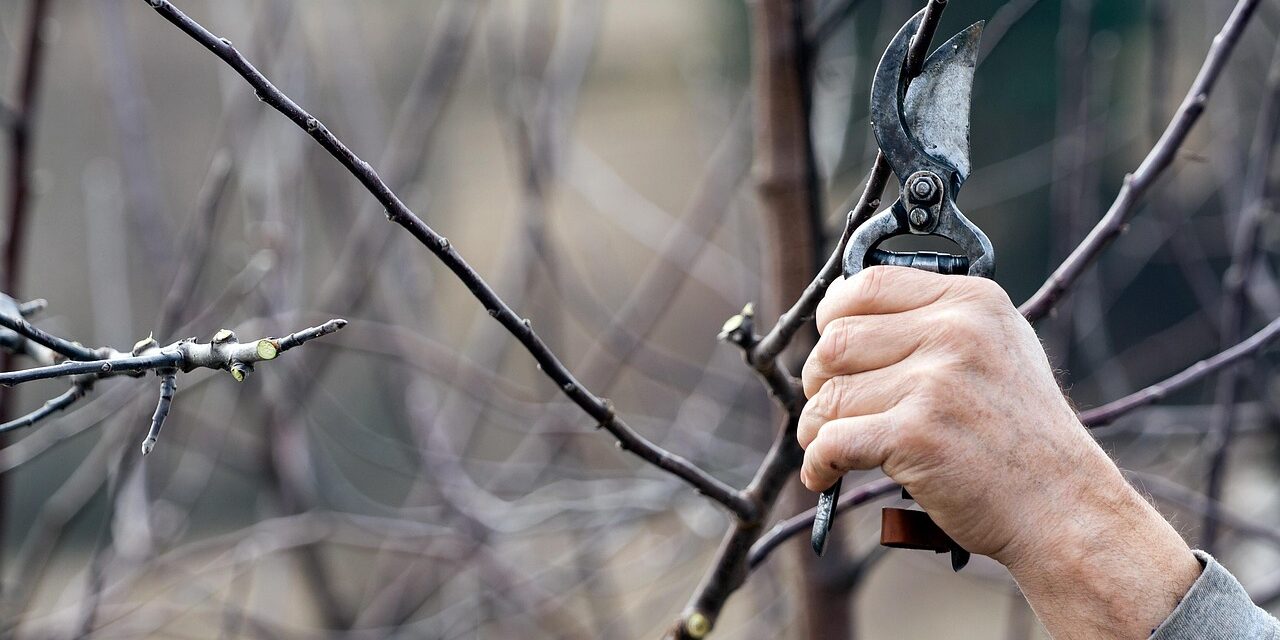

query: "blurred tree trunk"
xmin=1 ymin=0 xmax=54 ymax=590
xmin=748 ymin=0 xmax=847 ymax=638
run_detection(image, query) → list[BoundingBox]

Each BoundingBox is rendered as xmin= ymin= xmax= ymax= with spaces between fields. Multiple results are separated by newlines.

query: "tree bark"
xmin=747 ymin=0 xmax=839 ymax=638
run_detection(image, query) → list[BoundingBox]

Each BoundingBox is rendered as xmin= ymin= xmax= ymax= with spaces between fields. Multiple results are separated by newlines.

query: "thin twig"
xmin=0 ymin=310 xmax=103 ymax=362
xmin=274 ymin=320 xmax=347 ymax=354
xmin=156 ymin=151 xmax=233 ymax=335
xmin=746 ymin=476 xmax=899 ymax=569
xmin=0 ymin=320 xmax=346 ymax=387
xmin=1202 ymin=40 xmax=1280 ymax=553
xmin=139 ymin=371 xmax=177 ymax=454
xmin=1079 ymin=315 xmax=1280 ymax=427
xmin=0 ymin=382 xmax=89 ymax=434
xmin=139 ymin=0 xmax=756 ymax=523
xmin=805 ymin=0 xmax=874 ymax=46
xmin=1018 ymin=0 xmax=1263 ymax=321
xmin=978 ymin=0 xmax=1044 ymax=64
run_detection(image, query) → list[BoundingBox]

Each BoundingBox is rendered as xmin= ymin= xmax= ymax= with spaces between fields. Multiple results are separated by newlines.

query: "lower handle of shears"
xmin=811 ymin=481 xmax=970 ymax=570
xmin=811 ymin=478 xmax=841 ymax=556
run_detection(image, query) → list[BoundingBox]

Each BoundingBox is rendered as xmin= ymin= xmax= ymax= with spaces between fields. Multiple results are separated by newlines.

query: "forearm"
xmin=1001 ymin=441 xmax=1201 ymax=639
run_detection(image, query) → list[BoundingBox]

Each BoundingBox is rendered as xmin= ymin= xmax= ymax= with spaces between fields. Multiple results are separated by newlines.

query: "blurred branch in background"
xmin=0 ymin=0 xmax=55 ymax=591
xmin=0 ymin=0 xmax=1276 ymax=638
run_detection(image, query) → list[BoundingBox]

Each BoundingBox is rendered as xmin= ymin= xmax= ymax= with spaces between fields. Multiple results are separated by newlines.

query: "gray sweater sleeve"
xmin=1151 ymin=551 xmax=1280 ymax=639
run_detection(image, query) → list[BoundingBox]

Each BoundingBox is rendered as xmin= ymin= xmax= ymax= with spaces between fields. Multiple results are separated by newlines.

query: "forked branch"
xmin=0 ymin=301 xmax=346 ymax=452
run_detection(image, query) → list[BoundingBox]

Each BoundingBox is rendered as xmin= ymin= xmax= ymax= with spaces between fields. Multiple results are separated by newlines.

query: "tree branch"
xmin=1079 ymin=315 xmax=1280 ymax=427
xmin=749 ymin=0 xmax=949 ymax=370
xmin=746 ymin=476 xmax=899 ymax=570
xmin=0 ymin=381 xmax=88 ymax=435
xmin=1018 ymin=0 xmax=1263 ymax=321
xmin=139 ymin=371 xmax=176 ymax=454
xmin=138 ymin=0 xmax=756 ymax=523
xmin=0 ymin=320 xmax=345 ymax=388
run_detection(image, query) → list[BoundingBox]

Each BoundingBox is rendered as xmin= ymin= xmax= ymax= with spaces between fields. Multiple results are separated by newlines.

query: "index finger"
xmin=815 ymin=266 xmax=955 ymax=334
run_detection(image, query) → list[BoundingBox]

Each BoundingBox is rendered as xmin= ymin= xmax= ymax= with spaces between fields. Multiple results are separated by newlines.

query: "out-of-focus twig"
xmin=3 ymin=0 xmax=53 ymax=296
xmin=1202 ymin=40 xmax=1280 ymax=553
xmin=1 ymin=0 xmax=55 ymax=588
xmin=1019 ymin=0 xmax=1263 ymax=321
xmin=1079 ymin=315 xmax=1280 ymax=427
xmin=0 ymin=382 xmax=89 ymax=435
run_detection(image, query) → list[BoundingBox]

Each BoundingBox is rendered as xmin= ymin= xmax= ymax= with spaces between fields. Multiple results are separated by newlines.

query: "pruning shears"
xmin=810 ymin=11 xmax=994 ymax=572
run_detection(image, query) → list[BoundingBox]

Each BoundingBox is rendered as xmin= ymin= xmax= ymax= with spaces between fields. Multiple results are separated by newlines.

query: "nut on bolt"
xmin=910 ymin=177 xmax=936 ymax=200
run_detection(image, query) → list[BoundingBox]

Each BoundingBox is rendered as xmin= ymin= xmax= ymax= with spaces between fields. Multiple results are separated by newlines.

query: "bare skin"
xmin=798 ymin=266 xmax=1202 ymax=639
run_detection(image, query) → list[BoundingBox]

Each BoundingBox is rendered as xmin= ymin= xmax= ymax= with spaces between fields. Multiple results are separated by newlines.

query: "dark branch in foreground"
xmin=1018 ymin=0 xmax=1262 ymax=321
xmin=139 ymin=0 xmax=756 ymax=523
xmin=747 ymin=477 xmax=899 ymax=569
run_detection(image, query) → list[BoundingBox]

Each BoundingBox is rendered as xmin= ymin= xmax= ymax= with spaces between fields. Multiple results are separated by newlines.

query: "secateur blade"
xmin=904 ymin=23 xmax=982 ymax=186
xmin=869 ymin=13 xmax=983 ymax=190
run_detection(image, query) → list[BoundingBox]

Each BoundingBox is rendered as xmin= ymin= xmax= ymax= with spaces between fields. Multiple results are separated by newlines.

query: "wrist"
xmin=999 ymin=441 xmax=1201 ymax=638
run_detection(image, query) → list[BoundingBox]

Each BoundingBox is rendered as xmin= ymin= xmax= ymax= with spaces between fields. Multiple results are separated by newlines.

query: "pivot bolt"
xmin=909 ymin=207 xmax=932 ymax=228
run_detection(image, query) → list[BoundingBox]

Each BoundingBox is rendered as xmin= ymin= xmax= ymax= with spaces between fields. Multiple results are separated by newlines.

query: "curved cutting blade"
xmin=869 ymin=10 xmax=924 ymax=183
xmin=903 ymin=22 xmax=983 ymax=187
xmin=870 ymin=15 xmax=983 ymax=189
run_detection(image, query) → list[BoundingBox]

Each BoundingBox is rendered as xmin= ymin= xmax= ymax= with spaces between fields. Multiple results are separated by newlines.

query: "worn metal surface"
xmin=904 ymin=23 xmax=982 ymax=186
xmin=812 ymin=10 xmax=996 ymax=568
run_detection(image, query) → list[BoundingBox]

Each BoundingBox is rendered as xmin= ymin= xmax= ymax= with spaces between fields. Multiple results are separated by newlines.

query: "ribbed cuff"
xmin=1150 ymin=550 xmax=1279 ymax=639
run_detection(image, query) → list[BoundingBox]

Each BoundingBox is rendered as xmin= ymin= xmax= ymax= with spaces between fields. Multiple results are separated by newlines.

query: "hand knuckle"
xmin=908 ymin=362 xmax=947 ymax=393
xmin=851 ymin=265 xmax=890 ymax=304
xmin=959 ymin=274 xmax=1002 ymax=299
xmin=814 ymin=318 xmax=853 ymax=371
xmin=934 ymin=308 xmax=981 ymax=343
xmin=893 ymin=418 xmax=935 ymax=456
xmin=819 ymin=377 xmax=851 ymax=418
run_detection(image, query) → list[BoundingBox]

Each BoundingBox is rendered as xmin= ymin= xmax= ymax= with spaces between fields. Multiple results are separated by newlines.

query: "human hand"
xmin=797 ymin=266 xmax=1199 ymax=638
